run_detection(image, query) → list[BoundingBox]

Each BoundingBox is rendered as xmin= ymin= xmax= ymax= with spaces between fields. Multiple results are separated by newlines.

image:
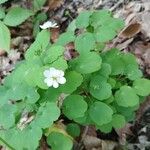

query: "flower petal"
xmin=57 ymin=77 xmax=66 ymax=84
xmin=58 ymin=70 xmax=64 ymax=77
xmin=44 ymin=78 xmax=53 ymax=87
xmin=40 ymin=21 xmax=58 ymax=29
xmin=43 ymin=70 xmax=51 ymax=78
xmin=52 ymin=81 xmax=59 ymax=88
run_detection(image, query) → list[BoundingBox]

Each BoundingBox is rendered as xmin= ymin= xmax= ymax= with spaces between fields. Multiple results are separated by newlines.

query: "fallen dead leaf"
xmin=120 ymin=23 xmax=141 ymax=38
xmin=48 ymin=0 xmax=64 ymax=10
xmin=83 ymin=135 xmax=119 ymax=150
xmin=50 ymin=28 xmax=60 ymax=43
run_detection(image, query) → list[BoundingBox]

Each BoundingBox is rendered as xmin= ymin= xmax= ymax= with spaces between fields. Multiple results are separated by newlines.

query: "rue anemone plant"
xmin=0 ymin=10 xmax=150 ymax=150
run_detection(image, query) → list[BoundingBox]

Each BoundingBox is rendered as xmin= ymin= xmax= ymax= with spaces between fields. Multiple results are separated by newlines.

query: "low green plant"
xmin=0 ymin=0 xmax=47 ymax=52
xmin=0 ymin=9 xmax=150 ymax=150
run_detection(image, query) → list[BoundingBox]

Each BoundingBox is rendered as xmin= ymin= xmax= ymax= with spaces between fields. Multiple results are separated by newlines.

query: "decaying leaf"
xmin=48 ymin=0 xmax=64 ymax=10
xmin=51 ymin=28 xmax=60 ymax=43
xmin=120 ymin=23 xmax=141 ymax=38
xmin=83 ymin=135 xmax=119 ymax=150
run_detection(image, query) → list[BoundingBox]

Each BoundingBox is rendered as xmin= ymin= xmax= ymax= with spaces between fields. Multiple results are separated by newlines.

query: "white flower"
xmin=40 ymin=20 xmax=58 ymax=29
xmin=43 ymin=67 xmax=66 ymax=88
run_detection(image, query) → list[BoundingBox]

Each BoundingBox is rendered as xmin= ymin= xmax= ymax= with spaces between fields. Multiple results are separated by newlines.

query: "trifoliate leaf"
xmin=44 ymin=45 xmax=64 ymax=64
xmin=125 ymin=65 xmax=142 ymax=80
xmin=4 ymin=7 xmax=33 ymax=26
xmin=122 ymin=53 xmax=142 ymax=80
xmin=95 ymin=25 xmax=117 ymax=42
xmin=75 ymin=32 xmax=95 ymax=53
xmin=0 ymin=21 xmax=10 ymax=52
xmin=47 ymin=132 xmax=73 ymax=150
xmin=62 ymin=95 xmax=88 ymax=120
xmin=26 ymin=87 xmax=40 ymax=104
xmin=97 ymin=63 xmax=111 ymax=78
xmin=89 ymin=102 xmax=113 ymax=126
xmin=97 ymin=122 xmax=112 ymax=133
xmin=70 ymin=52 xmax=102 ymax=74
xmin=25 ymin=30 xmax=50 ymax=60
xmin=90 ymin=75 xmax=112 ymax=100
xmin=66 ymin=123 xmax=80 ymax=137
xmin=75 ymin=11 xmax=92 ymax=28
xmin=0 ymin=127 xmax=42 ymax=150
xmin=112 ymin=114 xmax=126 ymax=129
xmin=48 ymin=56 xmax=68 ymax=71
xmin=7 ymin=83 xmax=28 ymax=100
xmin=42 ymin=88 xmax=60 ymax=102
xmin=0 ymin=104 xmax=17 ymax=129
xmin=74 ymin=111 xmax=93 ymax=125
xmin=59 ymin=71 xmax=83 ymax=94
xmin=90 ymin=10 xmax=111 ymax=28
xmin=115 ymin=86 xmax=139 ymax=107
xmin=101 ymin=49 xmax=125 ymax=75
xmin=31 ymin=102 xmax=60 ymax=129
xmin=56 ymin=32 xmax=75 ymax=46
xmin=133 ymin=78 xmax=150 ymax=96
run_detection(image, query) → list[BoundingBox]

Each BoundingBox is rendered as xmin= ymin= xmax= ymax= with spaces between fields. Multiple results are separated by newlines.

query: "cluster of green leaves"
xmin=0 ymin=0 xmax=47 ymax=52
xmin=0 ymin=9 xmax=150 ymax=150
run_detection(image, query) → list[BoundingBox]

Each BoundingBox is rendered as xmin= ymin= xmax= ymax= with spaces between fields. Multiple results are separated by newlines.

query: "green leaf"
xmin=122 ymin=53 xmax=142 ymax=80
xmin=0 ymin=8 xmax=5 ymax=19
xmin=97 ymin=122 xmax=112 ymax=133
xmin=59 ymin=71 xmax=83 ymax=94
xmin=95 ymin=26 xmax=117 ymax=42
xmin=90 ymin=10 xmax=111 ymax=27
xmin=0 ymin=21 xmax=10 ymax=52
xmin=4 ymin=7 xmax=33 ymax=26
xmin=133 ymin=78 xmax=150 ymax=96
xmin=47 ymin=132 xmax=73 ymax=150
xmin=70 ymin=52 xmax=102 ymax=74
xmin=101 ymin=49 xmax=125 ymax=75
xmin=42 ymin=88 xmax=60 ymax=102
xmin=44 ymin=45 xmax=64 ymax=64
xmin=25 ymin=30 xmax=50 ymax=60
xmin=75 ymin=32 xmax=95 ymax=53
xmin=89 ymin=102 xmax=113 ymax=126
xmin=56 ymin=32 xmax=75 ymax=46
xmin=0 ymin=0 xmax=9 ymax=4
xmin=112 ymin=114 xmax=126 ymax=129
xmin=31 ymin=102 xmax=60 ymax=129
xmin=115 ymin=86 xmax=139 ymax=107
xmin=0 ymin=104 xmax=17 ymax=129
xmin=0 ymin=127 xmax=42 ymax=150
xmin=90 ymin=75 xmax=112 ymax=100
xmin=97 ymin=63 xmax=111 ymax=78
xmin=0 ymin=86 xmax=9 ymax=106
xmin=33 ymin=0 xmax=47 ymax=11
xmin=66 ymin=123 xmax=80 ymax=137
xmin=76 ymin=11 xmax=92 ymax=28
xmin=67 ymin=20 xmax=76 ymax=32
xmin=62 ymin=95 xmax=88 ymax=120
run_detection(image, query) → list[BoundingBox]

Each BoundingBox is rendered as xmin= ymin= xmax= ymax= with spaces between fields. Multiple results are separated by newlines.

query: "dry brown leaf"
xmin=120 ymin=23 xmax=141 ymax=38
xmin=48 ymin=0 xmax=64 ymax=10
xmin=115 ymin=123 xmax=133 ymax=145
xmin=50 ymin=28 xmax=60 ymax=43
xmin=83 ymin=135 xmax=119 ymax=150
xmin=116 ymin=38 xmax=133 ymax=50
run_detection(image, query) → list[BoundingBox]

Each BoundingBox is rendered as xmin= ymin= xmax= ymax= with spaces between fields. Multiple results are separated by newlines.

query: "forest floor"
xmin=0 ymin=0 xmax=150 ymax=150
